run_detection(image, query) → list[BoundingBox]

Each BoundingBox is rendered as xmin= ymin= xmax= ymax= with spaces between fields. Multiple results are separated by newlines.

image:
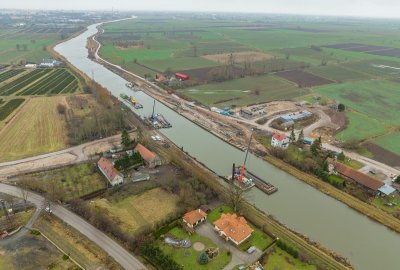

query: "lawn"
xmin=338 ymin=158 xmax=364 ymax=170
xmin=374 ymin=132 xmax=400 ymax=156
xmin=93 ymin=187 xmax=180 ymax=233
xmin=29 ymin=163 xmax=106 ymax=201
xmin=179 ymin=74 xmax=305 ymax=107
xmin=371 ymin=195 xmax=400 ymax=215
xmin=263 ymin=247 xmax=317 ymax=270
xmin=335 ymin=111 xmax=388 ymax=142
xmin=208 ymin=205 xmax=274 ymax=251
xmin=158 ymin=226 xmax=231 ymax=270
xmin=315 ymin=79 xmax=400 ymax=126
xmin=0 ymin=96 xmax=69 ymax=161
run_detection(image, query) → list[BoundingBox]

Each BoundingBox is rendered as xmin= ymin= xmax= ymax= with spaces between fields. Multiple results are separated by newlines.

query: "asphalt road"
xmin=0 ymin=183 xmax=147 ymax=270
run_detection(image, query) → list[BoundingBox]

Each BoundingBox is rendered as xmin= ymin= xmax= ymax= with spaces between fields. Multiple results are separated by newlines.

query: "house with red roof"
xmin=97 ymin=157 xmax=123 ymax=186
xmin=271 ymin=133 xmax=289 ymax=149
xmin=183 ymin=209 xmax=207 ymax=229
xmin=214 ymin=213 xmax=253 ymax=246
xmin=134 ymin=143 xmax=161 ymax=168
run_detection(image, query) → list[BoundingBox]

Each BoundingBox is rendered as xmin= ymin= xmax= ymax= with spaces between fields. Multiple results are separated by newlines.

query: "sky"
xmin=1 ymin=0 xmax=400 ymax=18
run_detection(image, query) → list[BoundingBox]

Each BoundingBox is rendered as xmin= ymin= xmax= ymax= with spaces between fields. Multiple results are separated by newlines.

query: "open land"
xmin=92 ymin=187 xmax=180 ymax=233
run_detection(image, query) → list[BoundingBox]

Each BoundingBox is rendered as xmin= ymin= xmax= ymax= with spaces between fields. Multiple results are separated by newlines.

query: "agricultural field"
xmin=0 ymin=68 xmax=79 ymax=96
xmin=92 ymin=187 xmax=180 ymax=233
xmin=0 ymin=35 xmax=58 ymax=64
xmin=179 ymin=74 xmax=305 ymax=107
xmin=0 ymin=96 xmax=68 ymax=161
xmin=315 ymin=79 xmax=400 ymax=126
xmin=335 ymin=111 xmax=388 ymax=142
xmin=308 ymin=65 xmax=371 ymax=82
xmin=0 ymin=68 xmax=26 ymax=84
xmin=0 ymin=98 xmax=25 ymax=121
xmin=275 ymin=70 xmax=334 ymax=87
xmin=374 ymin=132 xmax=400 ymax=156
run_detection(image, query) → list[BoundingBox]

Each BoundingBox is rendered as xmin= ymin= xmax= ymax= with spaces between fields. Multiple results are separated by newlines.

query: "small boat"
xmin=120 ymin=93 xmax=129 ymax=100
xmin=134 ymin=103 xmax=143 ymax=109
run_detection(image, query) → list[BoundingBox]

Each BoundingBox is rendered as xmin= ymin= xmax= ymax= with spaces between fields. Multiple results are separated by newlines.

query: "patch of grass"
xmin=158 ymin=226 xmax=231 ymax=270
xmin=0 ymin=96 xmax=68 ymax=162
xmin=142 ymin=57 xmax=220 ymax=72
xmin=339 ymin=158 xmax=364 ymax=169
xmin=180 ymin=74 xmax=304 ymax=107
xmin=93 ymin=187 xmax=180 ymax=233
xmin=372 ymin=196 xmax=400 ymax=215
xmin=207 ymin=205 xmax=233 ymax=224
xmin=335 ymin=111 xmax=388 ymax=142
xmin=309 ymin=64 xmax=371 ymax=82
xmin=374 ymin=132 xmax=400 ymax=156
xmin=264 ymin=247 xmax=317 ymax=270
xmin=35 ymin=215 xmax=122 ymax=269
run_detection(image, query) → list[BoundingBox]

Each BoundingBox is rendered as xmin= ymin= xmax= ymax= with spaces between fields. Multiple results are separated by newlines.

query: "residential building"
xmin=329 ymin=159 xmax=384 ymax=194
xmin=97 ymin=157 xmax=123 ymax=186
xmin=134 ymin=143 xmax=161 ymax=168
xmin=214 ymin=213 xmax=253 ymax=246
xmin=271 ymin=133 xmax=289 ymax=149
xmin=183 ymin=209 xmax=207 ymax=228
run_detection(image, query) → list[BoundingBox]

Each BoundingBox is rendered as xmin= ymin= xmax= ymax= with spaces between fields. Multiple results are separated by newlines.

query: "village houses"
xmin=97 ymin=157 xmax=124 ymax=186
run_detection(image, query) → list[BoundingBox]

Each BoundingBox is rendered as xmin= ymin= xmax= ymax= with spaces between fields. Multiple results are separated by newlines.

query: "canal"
xmin=55 ymin=23 xmax=400 ymax=270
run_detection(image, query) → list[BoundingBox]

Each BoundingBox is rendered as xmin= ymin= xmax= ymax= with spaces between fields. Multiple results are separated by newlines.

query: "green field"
xmin=0 ymin=68 xmax=79 ymax=96
xmin=315 ymin=80 xmax=400 ymax=126
xmin=374 ymin=132 xmax=400 ymax=156
xmin=0 ymin=35 xmax=57 ymax=64
xmin=179 ymin=74 xmax=305 ymax=107
xmin=309 ymin=65 xmax=371 ymax=82
xmin=263 ymin=247 xmax=317 ymax=270
xmin=335 ymin=111 xmax=388 ymax=142
xmin=0 ymin=98 xmax=25 ymax=121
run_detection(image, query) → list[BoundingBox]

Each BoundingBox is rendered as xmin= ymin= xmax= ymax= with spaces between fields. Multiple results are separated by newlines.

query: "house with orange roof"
xmin=214 ymin=213 xmax=253 ymax=246
xmin=183 ymin=209 xmax=207 ymax=229
xmin=271 ymin=133 xmax=289 ymax=149
xmin=98 ymin=157 xmax=123 ymax=186
xmin=134 ymin=143 xmax=161 ymax=168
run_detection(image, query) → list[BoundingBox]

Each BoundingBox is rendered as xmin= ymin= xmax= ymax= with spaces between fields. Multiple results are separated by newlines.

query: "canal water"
xmin=55 ymin=23 xmax=400 ymax=270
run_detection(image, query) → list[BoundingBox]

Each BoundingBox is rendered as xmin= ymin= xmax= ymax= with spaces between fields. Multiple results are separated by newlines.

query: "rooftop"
xmin=272 ymin=133 xmax=287 ymax=141
xmin=183 ymin=209 xmax=207 ymax=225
xmin=98 ymin=157 xmax=121 ymax=183
xmin=332 ymin=160 xmax=384 ymax=191
xmin=135 ymin=143 xmax=156 ymax=162
xmin=214 ymin=213 xmax=253 ymax=244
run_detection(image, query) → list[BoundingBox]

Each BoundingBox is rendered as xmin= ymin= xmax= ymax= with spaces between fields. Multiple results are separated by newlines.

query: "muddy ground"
xmin=363 ymin=143 xmax=400 ymax=169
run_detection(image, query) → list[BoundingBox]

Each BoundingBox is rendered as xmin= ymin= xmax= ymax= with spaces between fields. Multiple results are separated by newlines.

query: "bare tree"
xmin=227 ymin=184 xmax=245 ymax=213
xmin=18 ymin=177 xmax=30 ymax=205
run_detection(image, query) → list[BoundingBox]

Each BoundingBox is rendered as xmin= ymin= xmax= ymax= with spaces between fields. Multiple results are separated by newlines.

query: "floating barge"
xmin=126 ymin=82 xmax=140 ymax=92
xmin=246 ymin=171 xmax=278 ymax=195
xmin=145 ymin=100 xmax=172 ymax=129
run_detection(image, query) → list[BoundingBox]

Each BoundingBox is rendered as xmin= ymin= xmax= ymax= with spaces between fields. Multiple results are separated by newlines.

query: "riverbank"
xmin=87 ymin=22 xmax=400 ymax=235
xmin=264 ymin=155 xmax=400 ymax=233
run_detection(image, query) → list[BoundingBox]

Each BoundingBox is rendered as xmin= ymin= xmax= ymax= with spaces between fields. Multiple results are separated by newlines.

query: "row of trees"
xmin=140 ymin=242 xmax=183 ymax=270
xmin=15 ymin=44 xmax=28 ymax=51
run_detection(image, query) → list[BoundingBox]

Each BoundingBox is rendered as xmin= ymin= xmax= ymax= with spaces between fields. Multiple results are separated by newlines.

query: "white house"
xmin=97 ymin=157 xmax=123 ymax=186
xmin=271 ymin=133 xmax=290 ymax=149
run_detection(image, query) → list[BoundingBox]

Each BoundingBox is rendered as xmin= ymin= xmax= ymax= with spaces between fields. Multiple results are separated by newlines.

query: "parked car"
xmin=247 ymin=246 xmax=256 ymax=254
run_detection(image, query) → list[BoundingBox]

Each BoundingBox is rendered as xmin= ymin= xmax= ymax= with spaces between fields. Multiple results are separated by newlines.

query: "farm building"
xmin=25 ymin=63 xmax=37 ymax=68
xmin=214 ymin=213 xmax=253 ymax=246
xmin=378 ymin=184 xmax=396 ymax=196
xmin=328 ymin=159 xmax=385 ymax=194
xmin=175 ymin=72 xmax=189 ymax=81
xmin=155 ymin=73 xmax=167 ymax=82
xmin=240 ymin=109 xmax=254 ymax=119
xmin=97 ymin=157 xmax=123 ymax=186
xmin=183 ymin=209 xmax=207 ymax=229
xmin=271 ymin=133 xmax=290 ymax=149
xmin=134 ymin=143 xmax=161 ymax=168
xmin=39 ymin=58 xmax=63 ymax=68
xmin=279 ymin=110 xmax=313 ymax=127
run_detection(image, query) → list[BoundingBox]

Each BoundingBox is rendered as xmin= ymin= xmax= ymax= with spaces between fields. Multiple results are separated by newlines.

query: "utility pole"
xmin=243 ymin=129 xmax=254 ymax=166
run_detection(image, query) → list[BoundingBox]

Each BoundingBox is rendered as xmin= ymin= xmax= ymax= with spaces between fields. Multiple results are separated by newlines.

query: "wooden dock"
xmin=246 ymin=171 xmax=278 ymax=195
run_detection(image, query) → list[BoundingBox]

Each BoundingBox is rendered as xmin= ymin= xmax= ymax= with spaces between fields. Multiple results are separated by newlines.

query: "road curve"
xmin=0 ymin=183 xmax=147 ymax=270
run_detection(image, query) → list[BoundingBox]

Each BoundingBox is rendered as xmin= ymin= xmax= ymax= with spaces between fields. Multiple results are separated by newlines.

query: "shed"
xmin=378 ymin=184 xmax=396 ymax=196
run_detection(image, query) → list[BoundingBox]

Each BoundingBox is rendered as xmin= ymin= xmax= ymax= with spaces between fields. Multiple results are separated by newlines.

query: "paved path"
xmin=196 ymin=223 xmax=261 ymax=270
xmin=0 ymin=183 xmax=147 ymax=270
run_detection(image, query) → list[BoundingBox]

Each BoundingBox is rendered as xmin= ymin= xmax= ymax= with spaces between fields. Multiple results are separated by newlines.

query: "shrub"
xmin=30 ymin=229 xmax=41 ymax=235
xmin=62 ymin=254 xmax=69 ymax=260
xmin=198 ymin=252 xmax=209 ymax=265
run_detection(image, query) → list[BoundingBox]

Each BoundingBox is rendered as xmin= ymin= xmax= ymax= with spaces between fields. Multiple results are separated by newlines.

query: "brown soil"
xmin=275 ymin=70 xmax=334 ymax=87
xmin=202 ymin=51 xmax=273 ymax=64
xmin=363 ymin=143 xmax=400 ymax=168
xmin=323 ymin=109 xmax=346 ymax=134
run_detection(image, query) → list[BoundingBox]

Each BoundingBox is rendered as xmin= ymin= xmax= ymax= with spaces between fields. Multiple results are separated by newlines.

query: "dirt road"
xmin=0 ymin=183 xmax=147 ymax=270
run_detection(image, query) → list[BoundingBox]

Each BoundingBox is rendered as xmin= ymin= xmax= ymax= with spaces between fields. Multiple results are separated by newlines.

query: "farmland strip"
xmin=0 ymin=69 xmax=52 ymax=96
xmin=18 ymin=69 xmax=66 ymax=95
xmin=0 ymin=98 xmax=24 ymax=121
xmin=0 ymin=69 xmax=25 ymax=84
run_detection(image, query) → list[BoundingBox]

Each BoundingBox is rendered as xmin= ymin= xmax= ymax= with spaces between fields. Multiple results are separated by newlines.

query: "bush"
xmin=30 ymin=229 xmax=41 ymax=235
xmin=198 ymin=252 xmax=209 ymax=265
xmin=276 ymin=240 xmax=298 ymax=258
xmin=62 ymin=254 xmax=69 ymax=260
xmin=140 ymin=242 xmax=183 ymax=270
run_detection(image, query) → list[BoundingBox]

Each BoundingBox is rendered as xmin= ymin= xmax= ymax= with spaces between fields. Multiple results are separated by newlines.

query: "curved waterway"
xmin=55 ymin=23 xmax=400 ymax=270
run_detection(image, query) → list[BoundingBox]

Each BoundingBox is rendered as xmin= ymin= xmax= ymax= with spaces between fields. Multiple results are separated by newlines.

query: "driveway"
xmin=196 ymin=223 xmax=261 ymax=270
